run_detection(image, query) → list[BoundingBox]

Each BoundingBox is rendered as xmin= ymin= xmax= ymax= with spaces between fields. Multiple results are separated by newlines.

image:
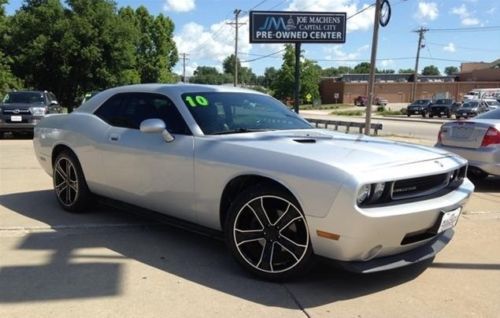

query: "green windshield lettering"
xmin=185 ymin=95 xmax=208 ymax=107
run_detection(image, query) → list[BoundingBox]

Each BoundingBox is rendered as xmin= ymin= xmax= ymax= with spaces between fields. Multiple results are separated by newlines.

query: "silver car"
xmin=436 ymin=108 xmax=500 ymax=179
xmin=33 ymin=84 xmax=474 ymax=280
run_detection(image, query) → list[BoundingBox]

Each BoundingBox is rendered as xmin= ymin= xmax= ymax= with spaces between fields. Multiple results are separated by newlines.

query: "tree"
xmin=398 ymin=68 xmax=414 ymax=74
xmin=126 ymin=6 xmax=178 ymax=83
xmin=300 ymin=59 xmax=321 ymax=102
xmin=0 ymin=0 xmax=21 ymax=96
xmin=262 ymin=67 xmax=278 ymax=88
xmin=352 ymin=62 xmax=371 ymax=74
xmin=337 ymin=66 xmax=353 ymax=75
xmin=421 ymin=65 xmax=440 ymax=75
xmin=444 ymin=66 xmax=459 ymax=75
xmin=272 ymin=44 xmax=296 ymax=100
xmin=321 ymin=67 xmax=339 ymax=77
xmin=190 ymin=66 xmax=230 ymax=84
xmin=222 ymin=54 xmax=256 ymax=85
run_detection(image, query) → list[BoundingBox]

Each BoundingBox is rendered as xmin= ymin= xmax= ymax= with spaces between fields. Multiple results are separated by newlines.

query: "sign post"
xmin=250 ymin=11 xmax=346 ymax=113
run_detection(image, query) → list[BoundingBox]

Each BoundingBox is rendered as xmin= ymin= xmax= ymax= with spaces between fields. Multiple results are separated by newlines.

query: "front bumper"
xmin=407 ymin=107 xmax=426 ymax=115
xmin=334 ymin=228 xmax=453 ymax=273
xmin=306 ymin=175 xmax=474 ymax=267
xmin=0 ymin=116 xmax=42 ymax=132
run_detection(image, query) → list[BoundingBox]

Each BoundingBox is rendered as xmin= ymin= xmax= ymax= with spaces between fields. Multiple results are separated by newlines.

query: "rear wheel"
xmin=225 ymin=185 xmax=312 ymax=280
xmin=53 ymin=151 xmax=92 ymax=212
xmin=429 ymin=114 xmax=434 ymax=118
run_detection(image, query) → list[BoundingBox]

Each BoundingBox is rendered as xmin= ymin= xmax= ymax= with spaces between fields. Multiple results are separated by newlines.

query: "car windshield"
xmin=182 ymin=92 xmax=312 ymax=135
xmin=2 ymin=92 xmax=45 ymax=104
xmin=414 ymin=100 xmax=429 ymax=105
xmin=476 ymin=108 xmax=500 ymax=119
xmin=462 ymin=102 xmax=478 ymax=108
xmin=435 ymin=99 xmax=452 ymax=105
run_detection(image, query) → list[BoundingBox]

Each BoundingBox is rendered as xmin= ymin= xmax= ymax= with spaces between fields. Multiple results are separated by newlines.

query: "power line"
xmin=240 ymin=48 xmax=286 ymax=62
xmin=427 ymin=25 xmax=500 ymax=32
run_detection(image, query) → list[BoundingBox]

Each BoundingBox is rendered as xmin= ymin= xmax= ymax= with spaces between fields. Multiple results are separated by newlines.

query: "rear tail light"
xmin=481 ymin=127 xmax=500 ymax=147
xmin=438 ymin=128 xmax=444 ymax=143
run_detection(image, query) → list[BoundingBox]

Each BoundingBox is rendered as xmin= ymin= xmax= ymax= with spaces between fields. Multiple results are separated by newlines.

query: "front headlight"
xmin=357 ymin=182 xmax=387 ymax=206
xmin=357 ymin=184 xmax=371 ymax=205
xmin=29 ymin=107 xmax=47 ymax=116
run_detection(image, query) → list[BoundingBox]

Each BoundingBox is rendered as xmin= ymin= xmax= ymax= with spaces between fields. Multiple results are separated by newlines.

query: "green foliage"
xmin=444 ymin=66 xmax=459 ymax=75
xmin=0 ymin=0 xmax=21 ymax=96
xmin=378 ymin=69 xmax=395 ymax=74
xmin=330 ymin=110 xmax=363 ymax=116
xmin=352 ymin=62 xmax=371 ymax=74
xmin=272 ymin=44 xmax=295 ymax=100
xmin=222 ymin=54 xmax=256 ymax=85
xmin=3 ymin=0 xmax=178 ymax=109
xmin=421 ymin=65 xmax=440 ymax=76
xmin=300 ymin=59 xmax=320 ymax=102
xmin=398 ymin=68 xmax=414 ymax=74
xmin=262 ymin=67 xmax=278 ymax=88
xmin=190 ymin=66 xmax=231 ymax=85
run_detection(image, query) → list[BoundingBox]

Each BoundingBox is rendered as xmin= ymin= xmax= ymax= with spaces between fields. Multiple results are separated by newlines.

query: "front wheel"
xmin=53 ymin=151 xmax=92 ymax=212
xmin=225 ymin=185 xmax=313 ymax=280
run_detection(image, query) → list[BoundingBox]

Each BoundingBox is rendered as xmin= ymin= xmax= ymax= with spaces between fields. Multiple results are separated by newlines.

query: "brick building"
xmin=320 ymin=59 xmax=500 ymax=104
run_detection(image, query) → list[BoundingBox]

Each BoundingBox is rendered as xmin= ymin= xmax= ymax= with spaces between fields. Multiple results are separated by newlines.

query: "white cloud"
xmin=451 ymin=4 xmax=480 ymax=26
xmin=380 ymin=59 xmax=395 ymax=68
xmin=286 ymin=0 xmax=375 ymax=32
xmin=486 ymin=7 xmax=496 ymax=15
xmin=174 ymin=19 xmax=252 ymax=64
xmin=443 ymin=42 xmax=456 ymax=53
xmin=415 ymin=2 xmax=439 ymax=21
xmin=163 ymin=0 xmax=195 ymax=12
xmin=323 ymin=44 xmax=369 ymax=65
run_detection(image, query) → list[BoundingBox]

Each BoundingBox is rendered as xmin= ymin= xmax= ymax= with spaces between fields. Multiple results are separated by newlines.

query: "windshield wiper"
xmin=211 ymin=128 xmax=273 ymax=135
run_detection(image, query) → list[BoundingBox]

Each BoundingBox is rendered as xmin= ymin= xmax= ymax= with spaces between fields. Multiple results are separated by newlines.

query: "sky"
xmin=5 ymin=0 xmax=500 ymax=77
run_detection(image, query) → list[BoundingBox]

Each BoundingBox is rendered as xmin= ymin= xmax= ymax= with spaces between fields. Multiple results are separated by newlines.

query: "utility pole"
xmin=412 ymin=27 xmax=428 ymax=101
xmin=227 ymin=9 xmax=245 ymax=87
xmin=293 ymin=43 xmax=301 ymax=114
xmin=180 ymin=53 xmax=189 ymax=83
xmin=364 ymin=0 xmax=382 ymax=135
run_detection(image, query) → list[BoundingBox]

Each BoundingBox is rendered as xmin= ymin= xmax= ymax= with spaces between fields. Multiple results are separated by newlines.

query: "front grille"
xmin=2 ymin=109 xmax=31 ymax=115
xmin=391 ymin=166 xmax=466 ymax=201
xmin=392 ymin=173 xmax=448 ymax=200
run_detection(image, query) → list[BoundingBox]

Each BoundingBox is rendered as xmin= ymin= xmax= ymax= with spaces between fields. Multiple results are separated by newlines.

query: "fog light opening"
xmin=361 ymin=245 xmax=383 ymax=261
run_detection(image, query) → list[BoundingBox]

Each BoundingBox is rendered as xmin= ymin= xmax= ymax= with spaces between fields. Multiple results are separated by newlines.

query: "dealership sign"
xmin=249 ymin=11 xmax=346 ymax=43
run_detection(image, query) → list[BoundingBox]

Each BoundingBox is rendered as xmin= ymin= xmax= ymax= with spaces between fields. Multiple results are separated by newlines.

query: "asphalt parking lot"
xmin=1 ymin=137 xmax=500 ymax=318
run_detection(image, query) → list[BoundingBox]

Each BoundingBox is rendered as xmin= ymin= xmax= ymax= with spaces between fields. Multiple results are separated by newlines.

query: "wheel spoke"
xmin=247 ymin=199 xmax=271 ymax=227
xmin=278 ymin=216 xmax=302 ymax=233
xmin=55 ymin=163 xmax=67 ymax=179
xmin=65 ymin=161 xmax=72 ymax=181
xmin=276 ymin=234 xmax=307 ymax=262
xmin=68 ymin=180 xmax=78 ymax=192
xmin=257 ymin=241 xmax=275 ymax=271
xmin=65 ymin=183 xmax=71 ymax=204
xmin=56 ymin=183 xmax=67 ymax=196
xmin=235 ymin=229 xmax=265 ymax=246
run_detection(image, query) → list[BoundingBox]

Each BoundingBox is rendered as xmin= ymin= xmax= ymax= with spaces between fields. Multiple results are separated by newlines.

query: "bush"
xmin=400 ymin=108 xmax=407 ymax=115
xmin=376 ymin=105 xmax=386 ymax=112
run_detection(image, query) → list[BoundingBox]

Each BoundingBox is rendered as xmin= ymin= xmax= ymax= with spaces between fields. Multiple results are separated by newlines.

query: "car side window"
xmin=94 ymin=93 xmax=191 ymax=135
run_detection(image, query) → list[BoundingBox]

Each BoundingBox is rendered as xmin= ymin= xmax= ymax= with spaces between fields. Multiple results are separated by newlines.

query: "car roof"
xmin=76 ymin=83 xmax=266 ymax=113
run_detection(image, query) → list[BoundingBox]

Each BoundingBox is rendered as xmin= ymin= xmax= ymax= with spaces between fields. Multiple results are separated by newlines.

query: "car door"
xmin=94 ymin=92 xmax=196 ymax=221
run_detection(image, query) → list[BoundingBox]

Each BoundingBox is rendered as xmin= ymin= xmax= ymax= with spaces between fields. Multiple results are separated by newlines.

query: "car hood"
xmin=217 ymin=129 xmax=454 ymax=172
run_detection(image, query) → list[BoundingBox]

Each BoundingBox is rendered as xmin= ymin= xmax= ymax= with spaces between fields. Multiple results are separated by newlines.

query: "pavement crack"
xmin=283 ymin=284 xmax=311 ymax=318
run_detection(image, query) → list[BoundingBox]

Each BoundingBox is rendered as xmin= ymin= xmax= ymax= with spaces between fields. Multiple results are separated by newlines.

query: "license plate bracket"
xmin=10 ymin=115 xmax=22 ymax=122
xmin=435 ymin=207 xmax=462 ymax=234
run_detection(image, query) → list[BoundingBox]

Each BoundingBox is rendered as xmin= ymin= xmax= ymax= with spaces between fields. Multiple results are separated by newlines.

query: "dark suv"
xmin=428 ymin=99 xmax=460 ymax=118
xmin=406 ymin=99 xmax=432 ymax=117
xmin=0 ymin=90 xmax=62 ymax=137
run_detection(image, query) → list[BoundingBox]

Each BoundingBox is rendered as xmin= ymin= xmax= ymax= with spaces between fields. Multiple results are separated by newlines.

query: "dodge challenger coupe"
xmin=33 ymin=84 xmax=474 ymax=280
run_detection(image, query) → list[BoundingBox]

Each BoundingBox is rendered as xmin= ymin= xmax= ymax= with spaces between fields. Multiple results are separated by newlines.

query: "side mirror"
xmin=139 ymin=118 xmax=174 ymax=143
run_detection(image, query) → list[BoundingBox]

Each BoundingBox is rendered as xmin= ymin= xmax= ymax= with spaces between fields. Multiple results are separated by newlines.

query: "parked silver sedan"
xmin=33 ymin=84 xmax=474 ymax=280
xmin=436 ymin=108 xmax=500 ymax=179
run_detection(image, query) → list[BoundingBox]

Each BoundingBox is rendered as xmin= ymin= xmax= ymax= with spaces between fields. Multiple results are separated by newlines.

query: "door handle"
xmin=109 ymin=134 xmax=120 ymax=142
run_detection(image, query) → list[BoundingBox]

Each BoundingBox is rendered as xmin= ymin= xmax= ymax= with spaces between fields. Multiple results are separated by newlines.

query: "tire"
xmin=407 ymin=114 xmax=410 ymax=117
xmin=422 ymin=113 xmax=426 ymax=118
xmin=447 ymin=113 xmax=451 ymax=118
xmin=429 ymin=114 xmax=434 ymax=118
xmin=53 ymin=150 xmax=92 ymax=212
xmin=224 ymin=184 xmax=313 ymax=280
xmin=467 ymin=168 xmax=489 ymax=181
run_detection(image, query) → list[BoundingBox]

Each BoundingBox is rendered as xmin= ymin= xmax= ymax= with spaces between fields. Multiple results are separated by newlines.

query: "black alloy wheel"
xmin=225 ymin=185 xmax=312 ymax=280
xmin=53 ymin=151 xmax=92 ymax=212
